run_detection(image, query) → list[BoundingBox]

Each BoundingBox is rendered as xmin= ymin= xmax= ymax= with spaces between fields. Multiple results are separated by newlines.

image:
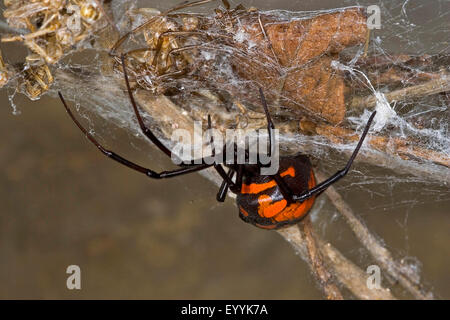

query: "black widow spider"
xmin=58 ymin=55 xmax=376 ymax=230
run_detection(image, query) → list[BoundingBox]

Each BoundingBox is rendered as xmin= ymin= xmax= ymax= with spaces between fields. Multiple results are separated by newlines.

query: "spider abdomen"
xmin=236 ymin=154 xmax=317 ymax=229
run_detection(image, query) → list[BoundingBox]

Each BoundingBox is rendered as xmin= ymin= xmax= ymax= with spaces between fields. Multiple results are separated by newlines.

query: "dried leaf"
xmin=230 ymin=8 xmax=368 ymax=123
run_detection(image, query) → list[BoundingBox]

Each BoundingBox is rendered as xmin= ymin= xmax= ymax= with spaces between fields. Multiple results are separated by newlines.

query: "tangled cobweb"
xmin=0 ymin=0 xmax=449 ymax=298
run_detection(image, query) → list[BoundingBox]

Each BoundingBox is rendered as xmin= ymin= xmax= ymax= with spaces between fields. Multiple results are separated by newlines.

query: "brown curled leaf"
xmin=230 ymin=8 xmax=368 ymax=124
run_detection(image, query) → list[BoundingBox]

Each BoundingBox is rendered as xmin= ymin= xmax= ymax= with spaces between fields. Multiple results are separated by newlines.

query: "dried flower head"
xmin=0 ymin=49 xmax=10 ymax=88
xmin=1 ymin=0 xmax=106 ymax=97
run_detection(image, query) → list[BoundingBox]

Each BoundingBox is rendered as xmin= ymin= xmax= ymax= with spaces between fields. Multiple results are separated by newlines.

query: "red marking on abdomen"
xmin=241 ymin=166 xmax=296 ymax=195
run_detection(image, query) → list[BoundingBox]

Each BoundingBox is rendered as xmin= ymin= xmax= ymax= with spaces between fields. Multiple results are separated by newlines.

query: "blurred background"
xmin=0 ymin=0 xmax=449 ymax=299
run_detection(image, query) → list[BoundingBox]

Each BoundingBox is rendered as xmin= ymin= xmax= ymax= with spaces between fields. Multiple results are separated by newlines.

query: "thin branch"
xmin=299 ymin=217 xmax=344 ymax=300
xmin=297 ymin=120 xmax=450 ymax=184
xmin=316 ymin=238 xmax=396 ymax=300
xmin=277 ymin=225 xmax=396 ymax=300
xmin=315 ymin=171 xmax=434 ymax=300
xmin=299 ymin=120 xmax=450 ymax=169
xmin=350 ymin=75 xmax=450 ymax=110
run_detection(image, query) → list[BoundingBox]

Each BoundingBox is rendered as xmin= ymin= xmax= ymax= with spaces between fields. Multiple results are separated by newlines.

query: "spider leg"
xmin=203 ymin=116 xmax=240 ymax=201
xmin=206 ymin=114 xmax=237 ymax=188
xmin=230 ymin=164 xmax=243 ymax=193
xmin=216 ymin=168 xmax=235 ymax=202
xmin=207 ymin=114 xmax=215 ymax=157
xmin=123 ymin=58 xmax=222 ymax=166
xmin=214 ymin=163 xmax=236 ymax=186
xmin=259 ymin=88 xmax=295 ymax=202
xmin=272 ymin=174 xmax=294 ymax=204
xmin=110 ymin=0 xmax=214 ymax=56
xmin=293 ymin=111 xmax=377 ymax=202
xmin=59 ymin=92 xmax=211 ymax=179
xmin=121 ymin=55 xmax=174 ymax=158
xmin=259 ymin=88 xmax=275 ymax=157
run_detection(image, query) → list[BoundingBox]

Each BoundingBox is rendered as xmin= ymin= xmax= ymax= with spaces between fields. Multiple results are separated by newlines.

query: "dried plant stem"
xmin=299 ymin=217 xmax=344 ymax=300
xmin=317 ymin=238 xmax=396 ymax=300
xmin=297 ymin=121 xmax=450 ymax=184
xmin=301 ymin=121 xmax=450 ymax=169
xmin=350 ymin=75 xmax=450 ymax=110
xmin=315 ymin=171 xmax=434 ymax=300
xmin=277 ymin=225 xmax=396 ymax=300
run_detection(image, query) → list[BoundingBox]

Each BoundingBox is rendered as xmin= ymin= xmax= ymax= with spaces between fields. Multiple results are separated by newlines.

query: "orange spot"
xmin=274 ymin=198 xmax=315 ymax=222
xmin=257 ymin=194 xmax=287 ymax=218
xmin=241 ymin=167 xmax=296 ymax=194
xmin=308 ymin=170 xmax=316 ymax=189
xmin=239 ymin=206 xmax=249 ymax=217
xmin=281 ymin=166 xmax=296 ymax=178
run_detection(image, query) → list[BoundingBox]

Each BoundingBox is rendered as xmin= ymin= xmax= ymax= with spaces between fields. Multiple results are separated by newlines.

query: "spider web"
xmin=1 ymin=0 xmax=449 ymax=298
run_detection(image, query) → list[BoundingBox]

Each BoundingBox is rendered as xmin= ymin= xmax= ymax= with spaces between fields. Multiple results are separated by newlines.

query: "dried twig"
xmin=299 ymin=217 xmax=344 ymax=300
xmin=277 ymin=225 xmax=396 ymax=300
xmin=317 ymin=238 xmax=396 ymax=300
xmin=315 ymin=171 xmax=434 ymax=300
xmin=350 ymin=75 xmax=450 ymax=110
xmin=316 ymin=124 xmax=450 ymax=169
xmin=298 ymin=120 xmax=450 ymax=183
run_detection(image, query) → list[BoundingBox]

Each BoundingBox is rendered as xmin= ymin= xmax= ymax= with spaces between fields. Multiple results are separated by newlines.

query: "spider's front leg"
xmin=58 ymin=92 xmax=211 ymax=179
xmin=293 ymin=111 xmax=377 ymax=202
